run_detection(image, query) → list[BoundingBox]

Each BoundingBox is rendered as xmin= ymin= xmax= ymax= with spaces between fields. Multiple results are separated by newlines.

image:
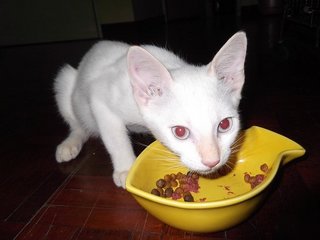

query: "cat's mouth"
xmin=195 ymin=167 xmax=220 ymax=176
xmin=193 ymin=163 xmax=233 ymax=178
xmin=182 ymin=157 xmax=231 ymax=176
xmin=185 ymin=164 xmax=220 ymax=176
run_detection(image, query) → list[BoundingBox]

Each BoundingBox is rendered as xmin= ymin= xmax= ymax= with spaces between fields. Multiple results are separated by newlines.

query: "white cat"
xmin=54 ymin=32 xmax=247 ymax=188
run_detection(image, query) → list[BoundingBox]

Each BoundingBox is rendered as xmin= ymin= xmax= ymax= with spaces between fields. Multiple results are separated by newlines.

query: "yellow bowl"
xmin=126 ymin=126 xmax=305 ymax=232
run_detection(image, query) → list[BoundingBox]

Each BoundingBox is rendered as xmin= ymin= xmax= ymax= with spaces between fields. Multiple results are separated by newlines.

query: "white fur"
xmin=54 ymin=32 xmax=247 ymax=188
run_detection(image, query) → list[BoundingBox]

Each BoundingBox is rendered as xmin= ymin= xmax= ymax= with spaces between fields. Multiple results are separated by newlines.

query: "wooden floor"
xmin=1 ymin=11 xmax=320 ymax=240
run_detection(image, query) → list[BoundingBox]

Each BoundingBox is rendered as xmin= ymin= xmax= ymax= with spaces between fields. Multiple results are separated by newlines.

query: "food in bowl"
xmin=151 ymin=172 xmax=200 ymax=202
xmin=244 ymin=163 xmax=269 ymax=189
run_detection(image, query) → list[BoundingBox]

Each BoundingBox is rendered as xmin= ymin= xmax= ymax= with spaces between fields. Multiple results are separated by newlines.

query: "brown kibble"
xmin=172 ymin=192 xmax=182 ymax=200
xmin=183 ymin=191 xmax=191 ymax=197
xmin=191 ymin=172 xmax=199 ymax=179
xmin=250 ymin=181 xmax=259 ymax=189
xmin=164 ymin=181 xmax=171 ymax=189
xmin=151 ymin=188 xmax=160 ymax=196
xmin=255 ymin=174 xmax=265 ymax=183
xmin=164 ymin=187 xmax=173 ymax=198
xmin=179 ymin=177 xmax=187 ymax=185
xmin=174 ymin=187 xmax=184 ymax=194
xmin=170 ymin=173 xmax=176 ymax=180
xmin=244 ymin=173 xmax=250 ymax=183
xmin=176 ymin=172 xmax=184 ymax=180
xmin=164 ymin=174 xmax=171 ymax=182
xmin=179 ymin=183 xmax=188 ymax=191
xmin=156 ymin=179 xmax=166 ymax=188
xmin=244 ymin=163 xmax=268 ymax=189
xmin=249 ymin=176 xmax=256 ymax=184
xmin=170 ymin=180 xmax=178 ymax=188
xmin=183 ymin=193 xmax=194 ymax=202
xmin=260 ymin=163 xmax=269 ymax=173
xmin=152 ymin=171 xmax=201 ymax=201
xmin=157 ymin=187 xmax=164 ymax=196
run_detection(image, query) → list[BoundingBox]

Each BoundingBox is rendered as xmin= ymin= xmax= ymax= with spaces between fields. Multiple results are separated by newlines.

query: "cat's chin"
xmin=195 ymin=169 xmax=218 ymax=176
xmin=195 ymin=164 xmax=232 ymax=179
xmin=183 ymin=162 xmax=223 ymax=176
xmin=186 ymin=167 xmax=216 ymax=176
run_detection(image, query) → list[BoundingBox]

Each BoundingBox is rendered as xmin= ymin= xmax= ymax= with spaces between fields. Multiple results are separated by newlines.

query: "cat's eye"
xmin=218 ymin=117 xmax=233 ymax=133
xmin=172 ymin=126 xmax=190 ymax=140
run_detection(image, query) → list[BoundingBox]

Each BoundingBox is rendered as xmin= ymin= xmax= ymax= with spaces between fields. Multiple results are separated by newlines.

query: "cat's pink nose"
xmin=202 ymin=159 xmax=219 ymax=168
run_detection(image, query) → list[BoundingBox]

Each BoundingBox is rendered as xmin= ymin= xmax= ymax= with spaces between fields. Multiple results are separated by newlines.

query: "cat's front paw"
xmin=55 ymin=141 xmax=82 ymax=162
xmin=113 ymin=171 xmax=129 ymax=189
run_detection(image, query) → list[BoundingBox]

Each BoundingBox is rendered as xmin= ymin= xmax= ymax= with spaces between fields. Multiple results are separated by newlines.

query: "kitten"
xmin=54 ymin=32 xmax=247 ymax=188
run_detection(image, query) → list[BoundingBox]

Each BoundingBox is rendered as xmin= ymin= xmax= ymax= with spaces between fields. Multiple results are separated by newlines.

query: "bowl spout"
xmin=239 ymin=126 xmax=306 ymax=167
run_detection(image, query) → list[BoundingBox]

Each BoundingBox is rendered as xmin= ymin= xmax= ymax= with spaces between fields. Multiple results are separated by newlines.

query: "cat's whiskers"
xmin=133 ymin=141 xmax=149 ymax=148
xmin=228 ymin=133 xmax=246 ymax=156
xmin=153 ymin=159 xmax=185 ymax=171
xmin=133 ymin=139 xmax=186 ymax=171
xmin=133 ymin=140 xmax=177 ymax=157
xmin=152 ymin=149 xmax=185 ymax=168
xmin=232 ymin=133 xmax=245 ymax=146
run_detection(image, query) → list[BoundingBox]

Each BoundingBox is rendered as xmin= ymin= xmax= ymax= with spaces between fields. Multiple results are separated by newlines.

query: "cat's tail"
xmin=53 ymin=64 xmax=77 ymax=126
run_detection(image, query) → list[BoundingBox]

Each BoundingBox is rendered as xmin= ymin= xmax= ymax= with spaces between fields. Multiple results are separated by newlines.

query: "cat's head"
xmin=127 ymin=32 xmax=247 ymax=174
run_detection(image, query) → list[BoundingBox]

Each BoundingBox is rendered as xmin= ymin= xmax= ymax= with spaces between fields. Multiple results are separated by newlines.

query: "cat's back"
xmin=84 ymin=41 xmax=129 ymax=65
xmin=78 ymin=41 xmax=185 ymax=79
xmin=77 ymin=41 xmax=129 ymax=80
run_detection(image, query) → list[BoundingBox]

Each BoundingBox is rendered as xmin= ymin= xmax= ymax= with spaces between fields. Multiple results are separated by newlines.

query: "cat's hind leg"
xmin=54 ymin=64 xmax=89 ymax=162
xmin=56 ymin=128 xmax=88 ymax=162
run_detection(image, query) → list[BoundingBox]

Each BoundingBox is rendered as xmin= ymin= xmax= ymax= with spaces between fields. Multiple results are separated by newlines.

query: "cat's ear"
xmin=208 ymin=32 xmax=247 ymax=103
xmin=127 ymin=46 xmax=172 ymax=106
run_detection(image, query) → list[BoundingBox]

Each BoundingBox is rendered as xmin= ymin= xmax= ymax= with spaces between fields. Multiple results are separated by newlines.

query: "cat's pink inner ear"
xmin=208 ymin=32 xmax=247 ymax=96
xmin=127 ymin=46 xmax=172 ymax=106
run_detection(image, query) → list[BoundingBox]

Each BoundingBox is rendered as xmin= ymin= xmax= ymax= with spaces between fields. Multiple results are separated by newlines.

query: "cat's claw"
xmin=55 ymin=141 xmax=82 ymax=162
xmin=113 ymin=171 xmax=129 ymax=189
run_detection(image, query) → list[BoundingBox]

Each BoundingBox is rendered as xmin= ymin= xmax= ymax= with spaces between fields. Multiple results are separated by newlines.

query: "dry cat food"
xmin=151 ymin=171 xmax=200 ymax=202
xmin=244 ymin=163 xmax=269 ymax=189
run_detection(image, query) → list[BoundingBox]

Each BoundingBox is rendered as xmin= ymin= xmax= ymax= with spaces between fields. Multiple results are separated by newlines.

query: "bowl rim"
xmin=126 ymin=126 xmax=305 ymax=209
